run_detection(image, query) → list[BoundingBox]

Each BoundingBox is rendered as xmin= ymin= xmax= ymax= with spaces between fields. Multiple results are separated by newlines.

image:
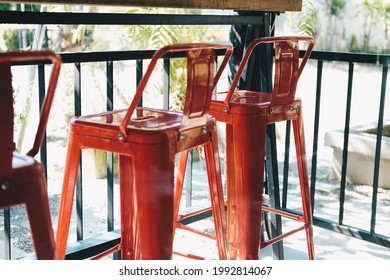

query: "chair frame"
xmin=0 ymin=51 xmax=61 ymax=260
xmin=56 ymin=43 xmax=233 ymax=260
xmin=212 ymin=36 xmax=315 ymax=259
xmin=177 ymin=36 xmax=315 ymax=259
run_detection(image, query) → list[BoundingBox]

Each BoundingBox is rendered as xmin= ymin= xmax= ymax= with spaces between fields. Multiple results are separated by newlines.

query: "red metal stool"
xmin=56 ymin=43 xmax=233 ymax=260
xmin=0 ymin=51 xmax=62 ymax=260
xmin=178 ymin=36 xmax=315 ymax=259
xmin=212 ymin=36 xmax=315 ymax=259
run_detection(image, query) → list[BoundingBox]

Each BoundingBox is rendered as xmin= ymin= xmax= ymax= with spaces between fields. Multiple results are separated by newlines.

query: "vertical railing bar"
xmin=339 ymin=62 xmax=354 ymax=225
xmin=74 ymin=62 xmax=83 ymax=241
xmin=4 ymin=208 xmax=11 ymax=259
xmin=258 ymin=14 xmax=285 ymax=259
xmin=37 ymin=64 xmax=48 ymax=179
xmin=185 ymin=150 xmax=193 ymax=207
xmin=136 ymin=59 xmax=143 ymax=106
xmin=163 ymin=58 xmax=170 ymax=110
xmin=370 ymin=64 xmax=388 ymax=233
xmin=74 ymin=63 xmax=82 ymax=116
xmin=1 ymin=59 xmax=13 ymax=259
xmin=310 ymin=60 xmax=323 ymax=212
xmin=106 ymin=60 xmax=120 ymax=260
xmin=106 ymin=61 xmax=114 ymax=232
xmin=282 ymin=120 xmax=291 ymax=208
xmin=239 ymin=24 xmax=259 ymax=90
xmin=214 ymin=55 xmax=218 ymax=80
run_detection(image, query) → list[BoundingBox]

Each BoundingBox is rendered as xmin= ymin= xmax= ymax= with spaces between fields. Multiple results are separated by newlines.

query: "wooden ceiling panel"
xmin=1 ymin=0 xmax=302 ymax=12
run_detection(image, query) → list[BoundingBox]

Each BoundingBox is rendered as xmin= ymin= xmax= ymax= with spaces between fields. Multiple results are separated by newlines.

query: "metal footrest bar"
xmin=262 ymin=205 xmax=306 ymax=222
xmin=260 ymin=224 xmax=307 ymax=249
xmin=176 ymin=222 xmax=217 ymax=241
xmin=89 ymin=244 xmax=122 ymax=260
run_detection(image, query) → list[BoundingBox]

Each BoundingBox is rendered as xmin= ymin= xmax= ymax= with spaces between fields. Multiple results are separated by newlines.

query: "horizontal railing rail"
xmin=0 ymin=10 xmax=266 ymax=25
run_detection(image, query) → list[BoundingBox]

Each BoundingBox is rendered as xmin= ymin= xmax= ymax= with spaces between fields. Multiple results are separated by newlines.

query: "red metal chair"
xmin=56 ymin=43 xmax=233 ymax=260
xmin=214 ymin=36 xmax=315 ymax=259
xmin=0 ymin=51 xmax=62 ymax=260
xmin=178 ymin=36 xmax=315 ymax=259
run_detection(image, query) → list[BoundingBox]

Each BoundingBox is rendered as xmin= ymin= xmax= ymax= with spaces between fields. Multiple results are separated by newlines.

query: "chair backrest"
xmin=0 ymin=51 xmax=61 ymax=183
xmin=119 ymin=43 xmax=233 ymax=139
xmin=0 ymin=60 xmax=14 ymax=184
xmin=223 ymin=36 xmax=314 ymax=111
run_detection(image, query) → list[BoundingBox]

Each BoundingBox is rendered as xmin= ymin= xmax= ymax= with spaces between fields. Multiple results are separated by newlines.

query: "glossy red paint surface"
xmin=210 ymin=36 xmax=315 ymax=260
xmin=0 ymin=51 xmax=62 ymax=260
xmin=56 ymin=43 xmax=233 ymax=260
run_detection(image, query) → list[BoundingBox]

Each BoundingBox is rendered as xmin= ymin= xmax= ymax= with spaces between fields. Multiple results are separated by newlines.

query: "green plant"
xmin=330 ymin=0 xmax=346 ymax=16
xmin=2 ymin=29 xmax=19 ymax=50
xmin=364 ymin=125 xmax=390 ymax=137
xmin=0 ymin=3 xmax=13 ymax=10
xmin=3 ymin=28 xmax=36 ymax=51
xmin=381 ymin=2 xmax=390 ymax=53
xmin=348 ymin=34 xmax=360 ymax=52
xmin=360 ymin=0 xmax=382 ymax=52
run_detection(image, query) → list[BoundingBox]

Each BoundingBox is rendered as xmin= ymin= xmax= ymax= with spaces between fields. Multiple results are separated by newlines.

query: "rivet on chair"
xmin=270 ymin=107 xmax=276 ymax=114
xmin=179 ymin=133 xmax=186 ymax=140
xmin=223 ymin=107 xmax=228 ymax=113
xmin=118 ymin=133 xmax=124 ymax=141
xmin=201 ymin=126 xmax=207 ymax=134
xmin=289 ymin=105 xmax=294 ymax=110
xmin=1 ymin=180 xmax=9 ymax=191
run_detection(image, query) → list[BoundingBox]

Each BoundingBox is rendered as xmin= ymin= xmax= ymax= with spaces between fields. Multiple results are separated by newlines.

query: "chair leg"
xmin=25 ymin=168 xmax=56 ymax=260
xmin=56 ymin=133 xmax=82 ymax=260
xmin=292 ymin=110 xmax=315 ymax=260
xmin=173 ymin=150 xmax=189 ymax=229
xmin=204 ymin=130 xmax=230 ymax=260
xmin=225 ymin=123 xmax=238 ymax=259
xmin=133 ymin=143 xmax=175 ymax=260
xmin=230 ymin=117 xmax=267 ymax=260
xmin=118 ymin=155 xmax=138 ymax=260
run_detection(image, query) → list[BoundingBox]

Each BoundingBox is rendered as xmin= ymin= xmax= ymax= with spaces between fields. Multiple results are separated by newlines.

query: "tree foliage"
xmin=125 ymin=7 xmax=228 ymax=111
xmin=359 ymin=0 xmax=388 ymax=53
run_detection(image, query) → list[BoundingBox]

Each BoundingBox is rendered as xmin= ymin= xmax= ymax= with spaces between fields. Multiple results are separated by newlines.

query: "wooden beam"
xmin=0 ymin=0 xmax=302 ymax=12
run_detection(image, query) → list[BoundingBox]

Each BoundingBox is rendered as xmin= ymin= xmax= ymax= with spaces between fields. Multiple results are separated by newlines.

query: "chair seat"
xmin=213 ymin=90 xmax=272 ymax=105
xmin=0 ymin=153 xmax=43 ymax=208
xmin=211 ymin=91 xmax=302 ymax=123
xmin=71 ymin=107 xmax=216 ymax=147
xmin=75 ymin=107 xmax=182 ymax=130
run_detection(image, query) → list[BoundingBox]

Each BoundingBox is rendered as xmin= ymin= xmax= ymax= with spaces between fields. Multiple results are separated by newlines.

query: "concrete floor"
xmin=2 ymin=211 xmax=390 ymax=260
xmin=2 ymin=156 xmax=390 ymax=261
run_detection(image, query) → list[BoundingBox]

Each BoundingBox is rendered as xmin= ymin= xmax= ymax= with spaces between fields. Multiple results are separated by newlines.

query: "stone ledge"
xmin=324 ymin=121 xmax=390 ymax=188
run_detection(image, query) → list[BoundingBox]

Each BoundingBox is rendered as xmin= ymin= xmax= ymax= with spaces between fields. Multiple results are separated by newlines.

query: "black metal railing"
xmin=1 ymin=9 xmax=389 ymax=259
xmin=283 ymin=50 xmax=390 ymax=249
xmin=2 ymin=46 xmax=389 ymax=260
